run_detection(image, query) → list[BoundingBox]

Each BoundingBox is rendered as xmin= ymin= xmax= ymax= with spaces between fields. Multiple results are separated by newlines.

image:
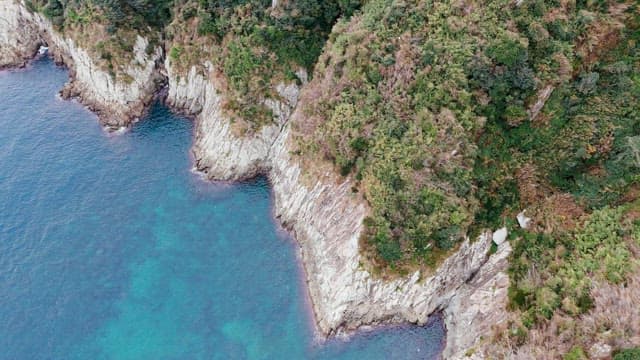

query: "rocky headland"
xmin=0 ymin=0 xmax=513 ymax=357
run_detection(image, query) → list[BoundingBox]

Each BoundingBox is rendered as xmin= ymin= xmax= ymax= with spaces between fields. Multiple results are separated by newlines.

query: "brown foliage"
xmin=483 ymin=269 xmax=640 ymax=359
xmin=576 ymin=4 xmax=629 ymax=69
xmin=536 ymin=194 xmax=585 ymax=233
xmin=516 ymin=163 xmax=546 ymax=207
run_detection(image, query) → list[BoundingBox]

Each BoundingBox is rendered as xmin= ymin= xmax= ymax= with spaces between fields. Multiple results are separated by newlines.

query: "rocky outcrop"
xmin=0 ymin=0 xmax=41 ymax=68
xmin=166 ymin=54 xmax=512 ymax=356
xmin=271 ymin=139 xmax=512 ymax=356
xmin=165 ymin=59 xmax=303 ymax=181
xmin=270 ymin=128 xmax=499 ymax=333
xmin=443 ymin=241 xmax=511 ymax=359
xmin=52 ymin=34 xmax=164 ymax=128
xmin=1 ymin=1 xmax=512 ymax=357
xmin=0 ymin=0 xmax=163 ymax=128
xmin=528 ymin=85 xmax=554 ymax=122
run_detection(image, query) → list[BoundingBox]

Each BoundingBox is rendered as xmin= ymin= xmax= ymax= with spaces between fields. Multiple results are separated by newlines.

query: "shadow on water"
xmin=0 ymin=57 xmax=444 ymax=360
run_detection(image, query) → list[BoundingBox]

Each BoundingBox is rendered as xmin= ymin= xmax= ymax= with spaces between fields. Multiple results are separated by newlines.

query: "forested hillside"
xmin=24 ymin=0 xmax=640 ymax=356
xmin=290 ymin=0 xmax=639 ymax=355
xmin=28 ymin=0 xmax=357 ymax=128
xmin=288 ymin=0 xmax=639 ymax=356
xmin=292 ymin=0 xmax=639 ymax=277
xmin=165 ymin=0 xmax=361 ymax=130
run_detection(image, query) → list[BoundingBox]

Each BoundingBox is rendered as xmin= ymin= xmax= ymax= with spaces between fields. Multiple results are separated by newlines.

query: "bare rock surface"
xmin=0 ymin=0 xmax=41 ymax=68
xmin=167 ymin=52 xmax=513 ymax=354
xmin=0 ymin=1 xmax=513 ymax=357
xmin=0 ymin=0 xmax=163 ymax=128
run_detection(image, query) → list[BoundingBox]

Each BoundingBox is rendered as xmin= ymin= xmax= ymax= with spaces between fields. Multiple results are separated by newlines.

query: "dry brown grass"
xmin=516 ymin=163 xmax=545 ymax=207
xmin=481 ymin=259 xmax=640 ymax=359
xmin=536 ymin=194 xmax=585 ymax=233
xmin=576 ymin=3 xmax=631 ymax=69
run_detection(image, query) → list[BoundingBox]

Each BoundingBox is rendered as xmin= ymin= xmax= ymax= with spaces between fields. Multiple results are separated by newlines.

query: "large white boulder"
xmin=492 ymin=227 xmax=508 ymax=246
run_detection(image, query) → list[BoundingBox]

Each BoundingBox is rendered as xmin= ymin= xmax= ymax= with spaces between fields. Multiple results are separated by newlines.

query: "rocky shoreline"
xmin=0 ymin=0 xmax=164 ymax=128
xmin=0 ymin=1 xmax=512 ymax=357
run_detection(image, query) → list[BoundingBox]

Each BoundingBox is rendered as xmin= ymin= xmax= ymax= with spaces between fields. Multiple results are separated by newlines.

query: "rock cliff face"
xmin=165 ymin=59 xmax=302 ymax=181
xmin=270 ymin=134 xmax=512 ymax=354
xmin=443 ymin=241 xmax=511 ymax=359
xmin=166 ymin=51 xmax=513 ymax=355
xmin=0 ymin=0 xmax=163 ymax=128
xmin=51 ymin=33 xmax=164 ymax=128
xmin=0 ymin=0 xmax=41 ymax=68
xmin=0 ymin=1 xmax=512 ymax=356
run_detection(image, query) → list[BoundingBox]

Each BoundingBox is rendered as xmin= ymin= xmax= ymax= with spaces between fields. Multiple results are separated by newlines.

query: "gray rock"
xmin=0 ymin=2 xmax=514 ymax=356
xmin=0 ymin=0 xmax=163 ymax=127
xmin=590 ymin=343 xmax=612 ymax=359
xmin=492 ymin=227 xmax=508 ymax=246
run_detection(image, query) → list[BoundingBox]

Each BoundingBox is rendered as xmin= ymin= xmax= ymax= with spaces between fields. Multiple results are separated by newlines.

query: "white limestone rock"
xmin=165 ymin=59 xmax=304 ymax=181
xmin=149 ymin=57 xmax=515 ymax=359
xmin=0 ymin=0 xmax=164 ymax=128
xmin=492 ymin=227 xmax=508 ymax=246
xmin=590 ymin=342 xmax=612 ymax=359
xmin=443 ymin=241 xmax=512 ymax=359
xmin=517 ymin=210 xmax=532 ymax=229
xmin=1 ymin=2 xmax=514 ymax=357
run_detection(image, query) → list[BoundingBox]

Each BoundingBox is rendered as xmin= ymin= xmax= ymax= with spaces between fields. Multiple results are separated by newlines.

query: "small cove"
xmin=0 ymin=58 xmax=444 ymax=359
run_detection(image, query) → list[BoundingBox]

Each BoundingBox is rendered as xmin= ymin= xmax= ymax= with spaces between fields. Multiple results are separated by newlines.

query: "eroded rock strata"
xmin=0 ymin=0 xmax=163 ymax=128
xmin=0 ymin=0 xmax=511 ymax=357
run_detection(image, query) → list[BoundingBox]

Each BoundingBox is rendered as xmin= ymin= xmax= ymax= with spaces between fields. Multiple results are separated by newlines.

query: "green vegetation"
xmin=27 ymin=0 xmax=640 ymax=271
xmin=29 ymin=1 xmax=361 ymax=129
xmin=493 ymin=6 xmax=640 ymax=353
xmin=475 ymin=8 xmax=640 ymax=229
xmin=293 ymin=0 xmax=640 ymax=276
xmin=508 ymin=206 xmax=636 ymax=326
xmin=27 ymin=0 xmax=172 ymax=80
xmin=500 ymin=12 xmax=640 ymax=344
xmin=167 ymin=0 xmax=362 ymax=130
xmin=34 ymin=0 xmax=173 ymax=29
xmin=22 ymin=0 xmax=640 ymax=355
xmin=195 ymin=0 xmax=357 ymax=69
xmin=564 ymin=346 xmax=587 ymax=360
xmin=169 ymin=46 xmax=183 ymax=61
xmin=614 ymin=348 xmax=640 ymax=360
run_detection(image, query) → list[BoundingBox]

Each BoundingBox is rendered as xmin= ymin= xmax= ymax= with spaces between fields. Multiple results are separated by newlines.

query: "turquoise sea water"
xmin=0 ymin=58 xmax=444 ymax=359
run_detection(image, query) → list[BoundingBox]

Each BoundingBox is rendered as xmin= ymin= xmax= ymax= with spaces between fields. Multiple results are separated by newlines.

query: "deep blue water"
xmin=0 ymin=58 xmax=444 ymax=359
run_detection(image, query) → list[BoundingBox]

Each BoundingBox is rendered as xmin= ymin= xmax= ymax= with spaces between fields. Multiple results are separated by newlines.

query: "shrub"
xmin=576 ymin=72 xmax=600 ymax=94
xmin=564 ymin=346 xmax=587 ymax=360
xmin=504 ymin=105 xmax=528 ymax=126
xmin=508 ymin=206 xmax=634 ymax=324
xmin=169 ymin=46 xmax=183 ymax=62
xmin=486 ymin=37 xmax=528 ymax=67
xmin=614 ymin=348 xmax=640 ymax=360
xmin=374 ymin=230 xmax=402 ymax=262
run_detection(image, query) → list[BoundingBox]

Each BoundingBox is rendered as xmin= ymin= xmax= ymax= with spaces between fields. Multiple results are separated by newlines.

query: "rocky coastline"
xmin=0 ymin=0 xmax=512 ymax=357
xmin=0 ymin=0 xmax=163 ymax=128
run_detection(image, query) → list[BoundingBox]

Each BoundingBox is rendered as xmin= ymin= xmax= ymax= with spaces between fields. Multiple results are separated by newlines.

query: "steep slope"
xmin=287 ymin=0 xmax=640 ymax=357
xmin=1 ymin=1 xmax=509 ymax=356
xmin=161 ymin=2 xmax=513 ymax=355
xmin=0 ymin=0 xmax=41 ymax=67
xmin=4 ymin=0 xmax=165 ymax=127
xmin=2 ymin=0 xmax=639 ymax=358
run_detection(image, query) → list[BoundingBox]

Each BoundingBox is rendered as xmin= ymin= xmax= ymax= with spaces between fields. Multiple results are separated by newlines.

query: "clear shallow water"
xmin=0 ymin=58 xmax=444 ymax=360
